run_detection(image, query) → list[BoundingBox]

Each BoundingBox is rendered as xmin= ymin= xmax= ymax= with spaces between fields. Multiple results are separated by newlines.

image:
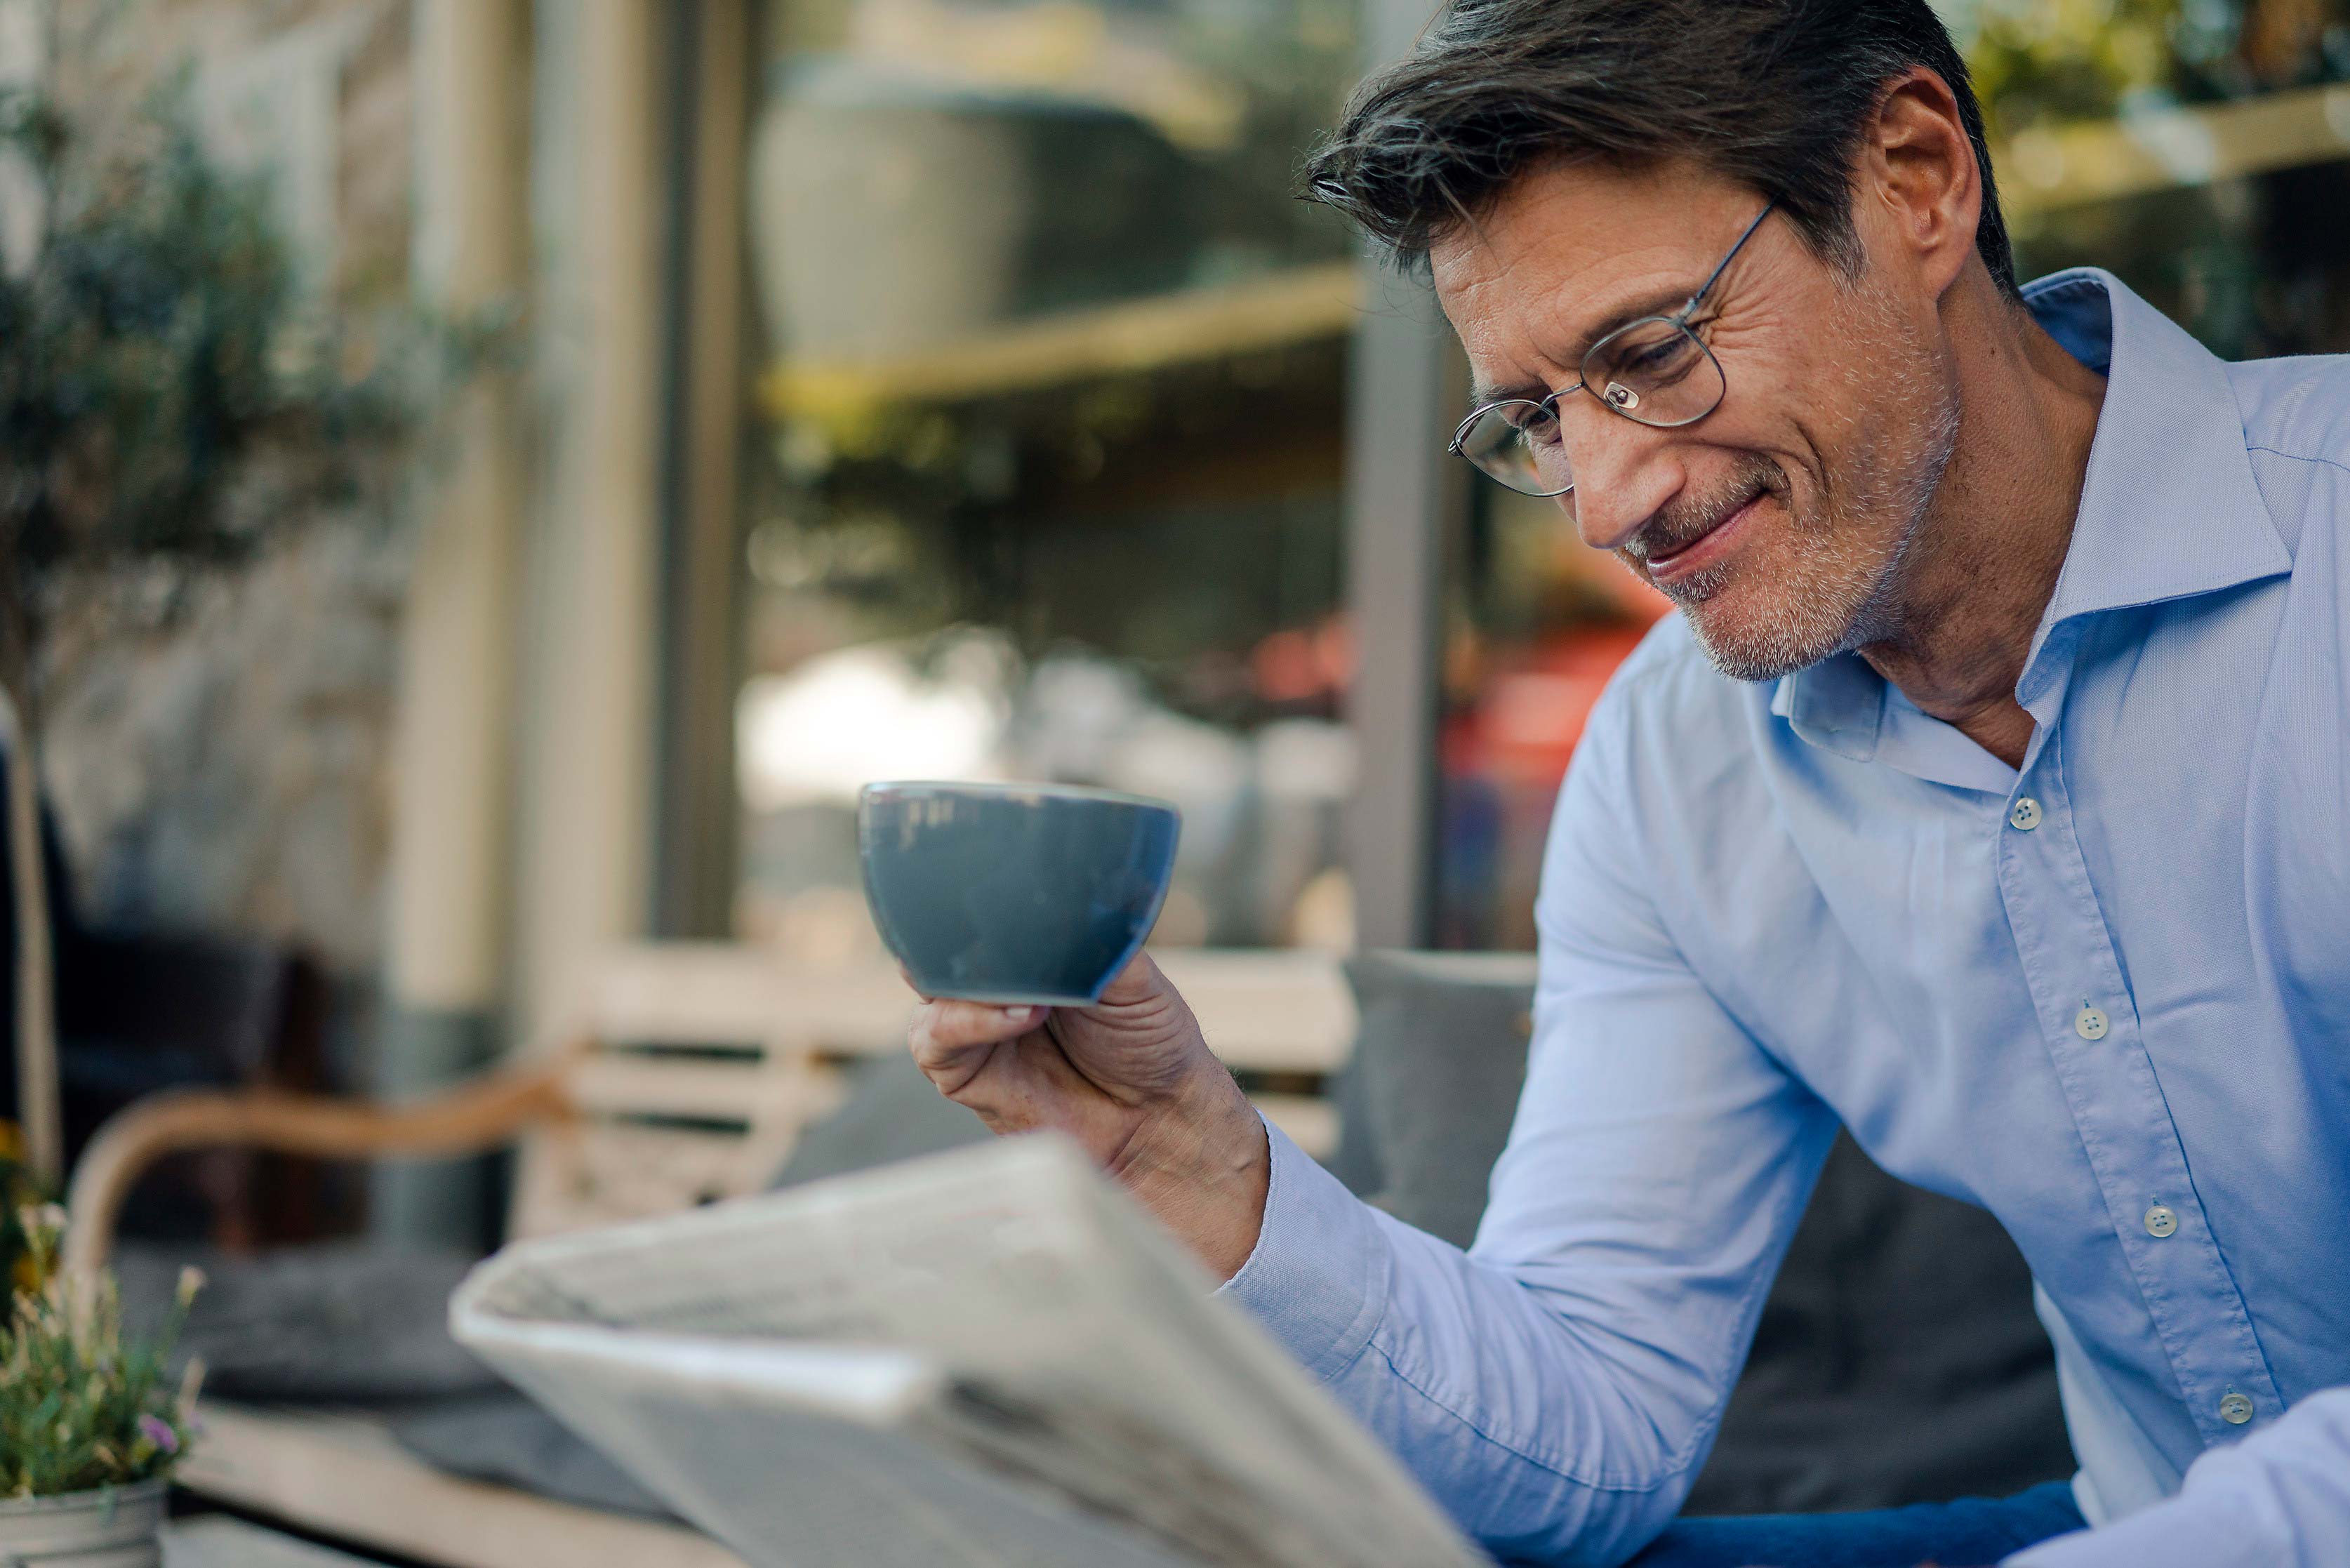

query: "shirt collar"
xmin=1772 ymin=267 xmax=2292 ymax=755
xmin=1768 ymin=650 xmax=1882 ymax=762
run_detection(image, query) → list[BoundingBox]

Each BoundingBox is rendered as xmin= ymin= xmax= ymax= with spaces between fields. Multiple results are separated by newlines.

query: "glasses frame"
xmin=1447 ymin=199 xmax=1779 ymax=498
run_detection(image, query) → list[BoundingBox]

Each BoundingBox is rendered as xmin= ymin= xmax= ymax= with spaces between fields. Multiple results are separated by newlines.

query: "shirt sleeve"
xmin=2007 ymin=1386 xmax=2350 ymax=1568
xmin=1219 ymin=670 xmax=1840 ymax=1567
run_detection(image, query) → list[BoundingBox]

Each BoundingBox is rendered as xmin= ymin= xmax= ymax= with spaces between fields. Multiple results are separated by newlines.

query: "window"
xmin=732 ymin=0 xmax=1365 ymax=959
xmin=680 ymin=1 xmax=2350 ymax=962
xmin=1975 ymin=0 xmax=2350 ymax=361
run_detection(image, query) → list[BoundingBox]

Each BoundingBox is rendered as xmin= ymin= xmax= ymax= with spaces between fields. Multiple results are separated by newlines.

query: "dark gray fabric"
xmin=1339 ymin=948 xmax=2075 ymax=1515
xmin=390 ymin=1394 xmax=677 ymax=1520
xmin=1698 ymin=1136 xmax=2073 ymax=1513
xmin=115 ymin=1241 xmax=501 ymax=1402
xmin=1342 ymin=951 xmax=1536 ymax=1247
xmin=766 ymin=1050 xmax=994 ymax=1189
xmin=115 ymin=1241 xmax=646 ymax=1517
xmin=1320 ymin=1039 xmax=1387 ymax=1199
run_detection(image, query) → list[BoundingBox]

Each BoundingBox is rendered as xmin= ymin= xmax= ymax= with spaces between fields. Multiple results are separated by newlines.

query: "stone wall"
xmin=36 ymin=0 xmax=416 ymax=995
xmin=41 ymin=526 xmax=409 ymax=974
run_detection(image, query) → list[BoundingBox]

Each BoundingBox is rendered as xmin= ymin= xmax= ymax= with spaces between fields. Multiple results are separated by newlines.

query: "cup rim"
xmin=858 ymin=778 xmax=1180 ymax=816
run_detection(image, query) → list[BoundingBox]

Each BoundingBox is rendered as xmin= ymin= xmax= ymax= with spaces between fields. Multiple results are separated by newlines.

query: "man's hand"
xmin=907 ymin=952 xmax=1270 ymax=1278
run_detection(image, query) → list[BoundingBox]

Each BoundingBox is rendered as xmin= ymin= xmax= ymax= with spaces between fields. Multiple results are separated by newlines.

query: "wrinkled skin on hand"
xmin=905 ymin=952 xmax=1270 ymax=1277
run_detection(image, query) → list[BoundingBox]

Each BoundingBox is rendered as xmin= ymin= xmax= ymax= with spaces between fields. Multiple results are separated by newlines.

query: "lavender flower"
xmin=135 ymin=1414 xmax=178 ymax=1457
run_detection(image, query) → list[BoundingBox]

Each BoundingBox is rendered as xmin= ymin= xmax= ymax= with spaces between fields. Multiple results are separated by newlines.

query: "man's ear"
xmin=1859 ymin=67 xmax=1982 ymax=299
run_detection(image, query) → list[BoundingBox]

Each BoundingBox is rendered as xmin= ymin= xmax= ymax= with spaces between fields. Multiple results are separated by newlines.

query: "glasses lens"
xmin=1583 ymin=318 xmax=1723 ymax=427
xmin=1456 ymin=400 xmax=1572 ymax=496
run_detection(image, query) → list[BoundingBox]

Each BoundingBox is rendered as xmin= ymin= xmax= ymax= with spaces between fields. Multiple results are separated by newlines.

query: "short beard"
xmin=1632 ymin=285 xmax=1960 ymax=684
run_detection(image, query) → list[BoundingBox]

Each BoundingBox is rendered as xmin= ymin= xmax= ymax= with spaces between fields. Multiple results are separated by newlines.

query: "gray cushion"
xmin=1336 ymin=948 xmax=2073 ymax=1515
xmin=767 ymin=1050 xmax=993 ymax=1190
xmin=390 ymin=1394 xmax=675 ymax=1519
xmin=1341 ymin=950 xmax=1536 ymax=1248
xmin=116 ymin=1241 xmax=501 ymax=1402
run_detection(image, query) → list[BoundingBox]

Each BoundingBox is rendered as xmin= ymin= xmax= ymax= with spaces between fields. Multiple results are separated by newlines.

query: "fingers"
xmin=1098 ymin=948 xmax=1167 ymax=1003
xmin=922 ymin=999 xmax=1047 ymax=1046
xmin=907 ymin=998 xmax=1047 ymax=1075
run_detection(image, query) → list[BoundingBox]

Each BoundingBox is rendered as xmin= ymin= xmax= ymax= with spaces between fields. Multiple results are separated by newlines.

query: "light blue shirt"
xmin=1222 ymin=270 xmax=2350 ymax=1568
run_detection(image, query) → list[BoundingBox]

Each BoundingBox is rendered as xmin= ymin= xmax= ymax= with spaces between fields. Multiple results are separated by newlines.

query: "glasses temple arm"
xmin=1682 ymin=198 xmax=1778 ymax=314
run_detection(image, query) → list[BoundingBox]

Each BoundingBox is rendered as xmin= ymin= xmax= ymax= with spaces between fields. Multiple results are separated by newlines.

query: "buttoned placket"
xmin=1996 ymin=625 xmax=2283 ymax=1448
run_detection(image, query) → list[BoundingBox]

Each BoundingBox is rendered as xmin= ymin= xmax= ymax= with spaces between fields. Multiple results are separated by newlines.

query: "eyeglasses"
xmin=1448 ymin=201 xmax=1777 ymax=498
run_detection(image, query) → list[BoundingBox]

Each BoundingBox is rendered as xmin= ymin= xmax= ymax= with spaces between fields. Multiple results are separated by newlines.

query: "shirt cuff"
xmin=1214 ymin=1113 xmax=1392 ymax=1382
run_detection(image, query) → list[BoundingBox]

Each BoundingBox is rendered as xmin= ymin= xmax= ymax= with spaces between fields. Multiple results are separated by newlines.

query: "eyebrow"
xmin=1466 ymin=280 xmax=1701 ymax=409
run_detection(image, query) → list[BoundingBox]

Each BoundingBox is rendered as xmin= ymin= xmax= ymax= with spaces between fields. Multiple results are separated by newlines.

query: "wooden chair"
xmin=64 ymin=942 xmax=1355 ymax=1568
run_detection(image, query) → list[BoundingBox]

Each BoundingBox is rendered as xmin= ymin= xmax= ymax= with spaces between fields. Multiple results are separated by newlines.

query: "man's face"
xmin=1430 ymin=159 xmax=1960 ymax=682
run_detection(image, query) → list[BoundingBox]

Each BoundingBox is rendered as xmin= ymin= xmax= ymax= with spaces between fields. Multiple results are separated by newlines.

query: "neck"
xmin=1857 ymin=273 xmax=2107 ymax=770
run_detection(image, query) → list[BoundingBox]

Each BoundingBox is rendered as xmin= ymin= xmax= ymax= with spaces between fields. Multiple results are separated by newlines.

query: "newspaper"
xmin=450 ymin=1134 xmax=1489 ymax=1568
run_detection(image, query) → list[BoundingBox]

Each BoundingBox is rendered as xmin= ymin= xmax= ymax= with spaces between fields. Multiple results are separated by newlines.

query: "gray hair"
xmin=1302 ymin=0 xmax=2017 ymax=298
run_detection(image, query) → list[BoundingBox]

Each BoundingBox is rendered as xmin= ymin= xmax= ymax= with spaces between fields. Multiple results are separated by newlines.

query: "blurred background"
xmin=4 ymin=0 xmax=2350 ymax=1249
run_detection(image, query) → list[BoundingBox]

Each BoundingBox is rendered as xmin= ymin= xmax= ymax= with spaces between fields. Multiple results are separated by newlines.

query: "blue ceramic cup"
xmin=857 ymin=780 xmax=1182 ymax=1006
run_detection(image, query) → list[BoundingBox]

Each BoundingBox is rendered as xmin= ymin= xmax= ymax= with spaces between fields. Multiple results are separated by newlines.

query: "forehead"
xmin=1429 ymin=158 xmax=1758 ymax=380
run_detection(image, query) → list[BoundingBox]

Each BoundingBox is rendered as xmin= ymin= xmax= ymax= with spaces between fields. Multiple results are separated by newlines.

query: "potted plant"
xmin=0 ymin=1163 xmax=202 ymax=1567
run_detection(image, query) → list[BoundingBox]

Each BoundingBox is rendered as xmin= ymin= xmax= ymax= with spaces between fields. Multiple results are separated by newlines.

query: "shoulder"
xmin=1541 ymin=613 xmax=1789 ymax=953
xmin=1558 ymin=613 xmax=1779 ymax=863
xmin=1581 ymin=613 xmax=1767 ymax=766
xmin=1591 ymin=612 xmax=1732 ymax=719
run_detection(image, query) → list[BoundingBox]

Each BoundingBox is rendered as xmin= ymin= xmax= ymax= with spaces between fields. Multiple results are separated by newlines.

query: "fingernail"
xmin=1000 ymin=1004 xmax=1042 ymax=1025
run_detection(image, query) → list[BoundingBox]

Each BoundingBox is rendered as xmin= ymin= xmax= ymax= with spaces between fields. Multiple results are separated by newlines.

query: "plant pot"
xmin=0 ymin=1479 xmax=167 ymax=1567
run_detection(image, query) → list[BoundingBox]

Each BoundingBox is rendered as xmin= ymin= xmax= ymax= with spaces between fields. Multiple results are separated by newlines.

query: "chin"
xmin=1678 ymin=572 xmax=1866 ymax=684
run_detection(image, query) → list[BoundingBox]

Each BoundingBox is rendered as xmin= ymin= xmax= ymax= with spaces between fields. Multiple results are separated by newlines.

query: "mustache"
xmin=1621 ymin=458 xmax=1787 ymax=564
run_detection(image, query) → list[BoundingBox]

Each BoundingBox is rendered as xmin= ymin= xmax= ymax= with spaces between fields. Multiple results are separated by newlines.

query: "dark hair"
xmin=1304 ymin=0 xmax=2017 ymax=298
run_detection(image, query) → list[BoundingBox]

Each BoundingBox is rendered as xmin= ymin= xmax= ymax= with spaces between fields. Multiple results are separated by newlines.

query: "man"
xmin=907 ymin=1 xmax=2350 ymax=1563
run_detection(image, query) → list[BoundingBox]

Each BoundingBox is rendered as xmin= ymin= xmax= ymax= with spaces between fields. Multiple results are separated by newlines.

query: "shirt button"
xmin=2144 ymin=1204 xmax=2179 ymax=1238
xmin=2219 ymin=1393 xmax=2255 ymax=1426
xmin=2009 ymin=797 xmax=2043 ymax=831
xmin=2074 ymin=1006 xmax=2109 ymax=1040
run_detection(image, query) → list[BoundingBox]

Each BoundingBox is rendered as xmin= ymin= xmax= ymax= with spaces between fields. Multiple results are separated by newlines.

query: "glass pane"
xmin=1951 ymin=0 xmax=2350 ymax=361
xmin=736 ymin=0 xmax=1363 ymax=962
xmin=2012 ymin=163 xmax=2350 ymax=359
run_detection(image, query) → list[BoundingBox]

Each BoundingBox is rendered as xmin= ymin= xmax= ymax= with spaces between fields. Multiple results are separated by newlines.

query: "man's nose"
xmin=1558 ymin=401 xmax=1684 ymax=554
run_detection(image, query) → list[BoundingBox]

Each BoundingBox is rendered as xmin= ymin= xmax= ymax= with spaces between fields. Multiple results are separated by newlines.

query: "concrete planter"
xmin=0 ymin=1480 xmax=167 ymax=1568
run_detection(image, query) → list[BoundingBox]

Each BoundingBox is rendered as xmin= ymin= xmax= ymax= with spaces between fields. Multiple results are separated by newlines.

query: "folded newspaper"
xmin=450 ymin=1133 xmax=1489 ymax=1567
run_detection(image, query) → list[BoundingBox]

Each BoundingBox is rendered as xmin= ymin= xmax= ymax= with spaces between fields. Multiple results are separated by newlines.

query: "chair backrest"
xmin=1340 ymin=949 xmax=1540 ymax=1247
xmin=510 ymin=945 xmax=875 ymax=1239
xmin=508 ymin=943 xmax=1356 ymax=1240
